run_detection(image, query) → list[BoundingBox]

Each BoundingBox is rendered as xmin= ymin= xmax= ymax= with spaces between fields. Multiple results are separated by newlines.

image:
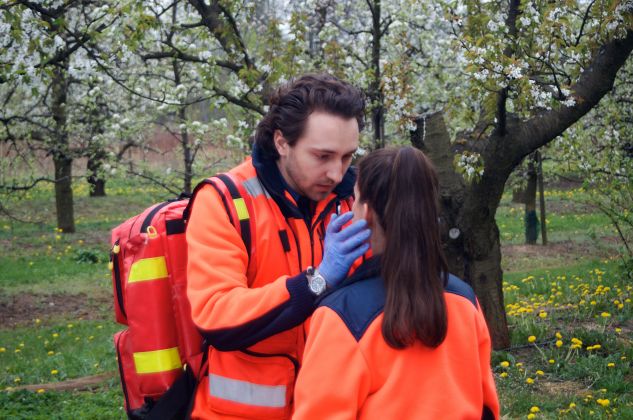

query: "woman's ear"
xmin=363 ymin=203 xmax=375 ymax=227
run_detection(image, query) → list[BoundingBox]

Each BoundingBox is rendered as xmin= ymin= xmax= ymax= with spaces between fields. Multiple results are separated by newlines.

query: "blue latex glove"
xmin=318 ymin=212 xmax=371 ymax=288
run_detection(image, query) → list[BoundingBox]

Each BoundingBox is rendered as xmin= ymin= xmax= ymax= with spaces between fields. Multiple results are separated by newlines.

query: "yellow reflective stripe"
xmin=128 ymin=257 xmax=168 ymax=283
xmin=133 ymin=347 xmax=182 ymax=374
xmin=233 ymin=198 xmax=249 ymax=221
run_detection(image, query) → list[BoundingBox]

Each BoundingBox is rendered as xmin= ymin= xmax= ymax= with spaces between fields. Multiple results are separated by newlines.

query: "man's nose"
xmin=326 ymin=160 xmax=344 ymax=184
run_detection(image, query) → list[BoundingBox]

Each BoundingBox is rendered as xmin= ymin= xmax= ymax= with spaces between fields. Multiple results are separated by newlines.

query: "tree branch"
xmin=187 ymin=0 xmax=255 ymax=71
xmin=516 ymin=29 xmax=633 ymax=159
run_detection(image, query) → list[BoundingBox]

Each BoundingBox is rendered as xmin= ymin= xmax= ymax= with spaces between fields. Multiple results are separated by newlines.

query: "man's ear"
xmin=274 ymin=130 xmax=288 ymax=157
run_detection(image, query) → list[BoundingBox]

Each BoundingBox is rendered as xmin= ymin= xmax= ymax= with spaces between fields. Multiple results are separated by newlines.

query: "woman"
xmin=293 ymin=147 xmax=499 ymax=419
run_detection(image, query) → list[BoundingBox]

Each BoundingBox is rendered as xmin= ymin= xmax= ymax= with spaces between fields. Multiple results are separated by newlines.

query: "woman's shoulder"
xmin=318 ymin=275 xmax=385 ymax=342
xmin=445 ymin=274 xmax=478 ymax=308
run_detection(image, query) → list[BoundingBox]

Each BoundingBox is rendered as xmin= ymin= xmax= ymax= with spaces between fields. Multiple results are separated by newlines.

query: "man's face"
xmin=275 ymin=111 xmax=359 ymax=202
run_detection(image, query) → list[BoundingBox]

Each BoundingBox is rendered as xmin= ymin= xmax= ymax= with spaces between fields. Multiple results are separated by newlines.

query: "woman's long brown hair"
xmin=357 ymin=147 xmax=448 ymax=348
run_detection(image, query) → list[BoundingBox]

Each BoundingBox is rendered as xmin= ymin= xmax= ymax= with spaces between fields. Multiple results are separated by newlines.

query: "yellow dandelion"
xmin=500 ymin=361 xmax=510 ymax=368
xmin=37 ymin=388 xmax=45 ymax=394
xmin=14 ymin=377 xmax=21 ymax=383
xmin=596 ymin=399 xmax=610 ymax=407
xmin=615 ymin=328 xmax=622 ymax=333
xmin=536 ymin=370 xmax=544 ymax=376
xmin=538 ymin=312 xmax=547 ymax=319
xmin=556 ymin=340 xmax=563 ymax=348
xmin=51 ymin=369 xmax=58 ymax=375
xmin=516 ymin=362 xmax=523 ymax=367
xmin=528 ymin=335 xmax=537 ymax=343
xmin=549 ymin=359 xmax=555 ymax=364
xmin=0 ymin=347 xmax=5 ymax=353
xmin=601 ymin=312 xmax=611 ymax=318
xmin=14 ymin=349 xmax=21 ymax=353
xmin=526 ymin=378 xmax=534 ymax=384
xmin=527 ymin=414 xmax=536 ymax=420
xmin=500 ymin=372 xmax=508 ymax=378
xmin=52 ymin=333 xmax=59 ymax=338
xmin=47 ymin=351 xmax=54 ymax=356
xmin=569 ymin=402 xmax=576 ymax=409
xmin=607 ymin=363 xmax=615 ymax=368
xmin=530 ymin=406 xmax=540 ymax=413
xmin=555 ymin=332 xmax=562 ymax=339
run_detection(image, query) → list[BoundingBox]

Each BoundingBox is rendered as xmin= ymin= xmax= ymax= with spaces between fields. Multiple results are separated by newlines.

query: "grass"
xmin=1 ymin=176 xmax=631 ymax=419
xmin=0 ymin=178 xmax=165 ymax=419
xmin=495 ymin=190 xmax=632 ymax=419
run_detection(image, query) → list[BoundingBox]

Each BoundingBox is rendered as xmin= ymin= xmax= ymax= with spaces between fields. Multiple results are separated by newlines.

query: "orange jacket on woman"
xmin=293 ymin=257 xmax=500 ymax=419
xmin=186 ymin=144 xmax=354 ymax=419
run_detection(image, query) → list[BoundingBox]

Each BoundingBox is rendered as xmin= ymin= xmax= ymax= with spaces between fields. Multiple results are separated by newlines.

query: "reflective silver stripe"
xmin=209 ymin=374 xmax=286 ymax=408
xmin=242 ymin=177 xmax=270 ymax=198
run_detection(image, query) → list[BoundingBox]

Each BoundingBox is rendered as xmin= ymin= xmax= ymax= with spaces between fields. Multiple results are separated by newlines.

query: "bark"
xmin=51 ymin=62 xmax=75 ymax=233
xmin=412 ymin=113 xmax=510 ymax=349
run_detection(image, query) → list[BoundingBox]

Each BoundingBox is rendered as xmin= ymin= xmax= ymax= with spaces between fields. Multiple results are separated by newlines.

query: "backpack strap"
xmin=184 ymin=174 xmax=253 ymax=261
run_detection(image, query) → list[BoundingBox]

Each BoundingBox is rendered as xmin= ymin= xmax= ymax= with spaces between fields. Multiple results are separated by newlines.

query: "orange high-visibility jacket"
xmin=293 ymin=257 xmax=500 ymax=420
xmin=186 ymin=144 xmax=354 ymax=419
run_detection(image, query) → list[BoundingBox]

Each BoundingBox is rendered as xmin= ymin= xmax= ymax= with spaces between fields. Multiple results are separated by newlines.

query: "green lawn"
xmin=1 ymin=178 xmax=631 ymax=419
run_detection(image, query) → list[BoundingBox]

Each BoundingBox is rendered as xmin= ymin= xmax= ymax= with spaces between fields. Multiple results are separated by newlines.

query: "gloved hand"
xmin=318 ymin=211 xmax=371 ymax=288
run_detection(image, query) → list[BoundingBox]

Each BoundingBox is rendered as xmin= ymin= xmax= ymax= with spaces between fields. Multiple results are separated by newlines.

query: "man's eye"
xmin=318 ymin=154 xmax=329 ymax=160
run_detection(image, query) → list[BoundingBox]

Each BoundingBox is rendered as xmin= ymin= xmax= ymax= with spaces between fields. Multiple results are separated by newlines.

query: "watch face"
xmin=309 ymin=274 xmax=326 ymax=295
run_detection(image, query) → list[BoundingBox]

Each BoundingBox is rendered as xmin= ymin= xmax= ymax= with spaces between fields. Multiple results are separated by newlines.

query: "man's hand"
xmin=318 ymin=212 xmax=371 ymax=288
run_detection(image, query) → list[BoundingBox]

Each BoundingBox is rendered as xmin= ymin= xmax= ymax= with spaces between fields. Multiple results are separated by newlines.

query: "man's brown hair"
xmin=254 ymin=74 xmax=365 ymax=159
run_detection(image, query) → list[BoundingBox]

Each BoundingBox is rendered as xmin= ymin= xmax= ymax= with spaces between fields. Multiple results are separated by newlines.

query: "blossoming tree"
xmin=409 ymin=0 xmax=633 ymax=347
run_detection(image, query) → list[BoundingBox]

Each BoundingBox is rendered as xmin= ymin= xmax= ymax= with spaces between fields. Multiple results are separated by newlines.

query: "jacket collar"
xmin=251 ymin=142 xmax=356 ymax=219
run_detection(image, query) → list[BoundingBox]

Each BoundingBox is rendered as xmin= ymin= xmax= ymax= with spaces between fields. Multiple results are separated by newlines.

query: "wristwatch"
xmin=306 ymin=266 xmax=327 ymax=296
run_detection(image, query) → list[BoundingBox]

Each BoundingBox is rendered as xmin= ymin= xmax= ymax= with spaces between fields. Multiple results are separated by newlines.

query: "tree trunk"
xmin=54 ymin=155 xmax=75 ymax=232
xmin=52 ymin=61 xmax=75 ymax=233
xmin=537 ymin=151 xmax=548 ymax=245
xmin=412 ymin=113 xmax=510 ymax=349
xmin=87 ymin=153 xmax=106 ymax=197
xmin=369 ymin=0 xmax=384 ymax=149
xmin=525 ymin=154 xmax=538 ymax=244
xmin=180 ymin=106 xmax=192 ymax=194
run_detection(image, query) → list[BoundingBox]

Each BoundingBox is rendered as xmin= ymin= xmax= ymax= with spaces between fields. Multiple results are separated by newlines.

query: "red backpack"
xmin=109 ymin=174 xmax=253 ymax=419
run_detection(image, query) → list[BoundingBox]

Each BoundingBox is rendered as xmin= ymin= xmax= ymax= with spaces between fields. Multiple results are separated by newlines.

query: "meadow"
xmin=0 ymin=178 xmax=631 ymax=419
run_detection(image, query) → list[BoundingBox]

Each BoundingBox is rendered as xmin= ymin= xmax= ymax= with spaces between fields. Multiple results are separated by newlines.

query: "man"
xmin=186 ymin=74 xmax=371 ymax=419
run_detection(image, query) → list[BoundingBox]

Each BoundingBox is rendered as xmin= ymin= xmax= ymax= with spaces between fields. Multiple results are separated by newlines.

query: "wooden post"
xmin=536 ymin=151 xmax=548 ymax=245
